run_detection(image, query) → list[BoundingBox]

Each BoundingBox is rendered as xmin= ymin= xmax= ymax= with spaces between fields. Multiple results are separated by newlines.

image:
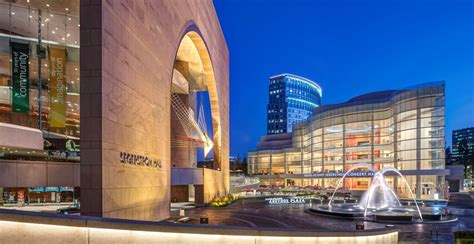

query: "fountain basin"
xmin=308 ymin=203 xmax=456 ymax=223
xmin=310 ymin=164 xmax=457 ymax=224
xmin=374 ymin=213 xmax=414 ymax=222
xmin=309 ymin=205 xmax=365 ymax=218
xmin=311 ymin=202 xmax=430 ymax=219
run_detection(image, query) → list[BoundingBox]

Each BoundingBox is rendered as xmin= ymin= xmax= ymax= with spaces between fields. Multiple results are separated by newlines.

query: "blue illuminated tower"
xmin=267 ymin=74 xmax=322 ymax=134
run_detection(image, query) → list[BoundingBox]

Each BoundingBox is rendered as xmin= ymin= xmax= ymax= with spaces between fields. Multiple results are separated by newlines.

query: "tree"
xmin=457 ymin=138 xmax=472 ymax=178
xmin=445 ymin=146 xmax=452 ymax=165
xmin=467 ymin=153 xmax=474 ymax=179
xmin=239 ymin=157 xmax=248 ymax=175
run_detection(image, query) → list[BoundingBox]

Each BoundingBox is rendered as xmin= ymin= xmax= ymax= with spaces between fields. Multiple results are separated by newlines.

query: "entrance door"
xmin=421 ymin=182 xmax=434 ymax=198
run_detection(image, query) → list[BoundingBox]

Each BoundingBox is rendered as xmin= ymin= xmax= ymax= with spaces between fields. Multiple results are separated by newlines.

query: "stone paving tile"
xmin=176 ymin=194 xmax=474 ymax=244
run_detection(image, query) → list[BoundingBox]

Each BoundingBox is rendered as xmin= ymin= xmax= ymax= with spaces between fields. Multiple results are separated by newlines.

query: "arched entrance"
xmin=169 ymin=29 xmax=222 ymax=206
xmin=79 ymin=1 xmax=229 ymax=222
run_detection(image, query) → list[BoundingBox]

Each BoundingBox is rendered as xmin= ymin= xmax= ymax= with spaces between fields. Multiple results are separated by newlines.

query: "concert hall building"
xmin=249 ymin=81 xmax=447 ymax=200
xmin=0 ymin=0 xmax=229 ymax=221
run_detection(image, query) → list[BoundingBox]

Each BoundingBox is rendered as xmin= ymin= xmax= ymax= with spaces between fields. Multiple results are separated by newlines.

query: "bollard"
xmin=355 ymin=221 xmax=364 ymax=230
xmin=200 ymin=217 xmax=209 ymax=224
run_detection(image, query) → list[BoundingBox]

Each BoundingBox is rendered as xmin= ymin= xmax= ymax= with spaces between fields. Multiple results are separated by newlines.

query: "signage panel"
xmin=45 ymin=187 xmax=60 ymax=192
xmin=59 ymin=187 xmax=74 ymax=192
xmin=120 ymin=152 xmax=163 ymax=169
xmin=49 ymin=47 xmax=67 ymax=128
xmin=11 ymin=42 xmax=30 ymax=112
xmin=265 ymin=197 xmax=308 ymax=205
xmin=303 ymin=172 xmax=374 ymax=178
xmin=30 ymin=187 xmax=45 ymax=192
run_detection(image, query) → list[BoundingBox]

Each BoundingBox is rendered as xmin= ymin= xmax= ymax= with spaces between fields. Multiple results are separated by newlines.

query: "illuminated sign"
xmin=45 ymin=187 xmax=60 ymax=192
xmin=120 ymin=152 xmax=162 ymax=169
xmin=303 ymin=172 xmax=374 ymax=178
xmin=49 ymin=150 xmax=80 ymax=159
xmin=265 ymin=197 xmax=307 ymax=205
xmin=49 ymin=47 xmax=67 ymax=127
xmin=30 ymin=187 xmax=74 ymax=192
xmin=11 ymin=42 xmax=30 ymax=113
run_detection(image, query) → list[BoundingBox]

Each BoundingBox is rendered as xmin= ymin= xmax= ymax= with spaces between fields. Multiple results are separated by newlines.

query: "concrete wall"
xmin=171 ymin=168 xmax=204 ymax=186
xmin=0 ymin=210 xmax=399 ymax=244
xmin=0 ymin=160 xmax=80 ymax=187
xmin=0 ymin=122 xmax=43 ymax=150
xmin=170 ymin=167 xmax=228 ymax=203
xmin=80 ymin=0 xmax=229 ymax=221
xmin=170 ymin=168 xmax=226 ymax=204
xmin=170 ymin=185 xmax=189 ymax=203
xmin=203 ymin=168 xmax=228 ymax=203
xmin=446 ymin=165 xmax=465 ymax=192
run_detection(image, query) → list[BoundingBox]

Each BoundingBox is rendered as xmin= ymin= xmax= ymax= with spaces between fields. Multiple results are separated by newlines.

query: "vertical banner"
xmin=11 ymin=42 xmax=30 ymax=113
xmin=49 ymin=47 xmax=67 ymax=128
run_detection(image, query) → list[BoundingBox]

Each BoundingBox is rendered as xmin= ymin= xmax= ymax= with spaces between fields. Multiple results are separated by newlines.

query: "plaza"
xmin=0 ymin=0 xmax=472 ymax=243
xmin=169 ymin=192 xmax=474 ymax=243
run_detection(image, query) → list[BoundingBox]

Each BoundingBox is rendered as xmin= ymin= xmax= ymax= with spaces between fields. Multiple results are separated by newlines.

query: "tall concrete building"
xmin=0 ymin=0 xmax=229 ymax=221
xmin=267 ymin=74 xmax=322 ymax=134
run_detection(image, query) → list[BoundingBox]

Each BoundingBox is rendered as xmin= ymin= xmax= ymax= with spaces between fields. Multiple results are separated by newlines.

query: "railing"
xmin=0 ymin=148 xmax=79 ymax=162
xmin=0 ymin=209 xmax=399 ymax=244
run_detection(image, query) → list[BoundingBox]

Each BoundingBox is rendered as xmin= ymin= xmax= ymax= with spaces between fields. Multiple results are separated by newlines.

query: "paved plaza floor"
xmin=169 ymin=192 xmax=474 ymax=244
xmin=0 ymin=204 xmax=68 ymax=213
xmin=1 ymin=193 xmax=472 ymax=243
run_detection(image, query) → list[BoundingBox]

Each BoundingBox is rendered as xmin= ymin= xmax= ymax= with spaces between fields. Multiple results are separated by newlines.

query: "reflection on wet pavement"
xmin=171 ymin=193 xmax=474 ymax=244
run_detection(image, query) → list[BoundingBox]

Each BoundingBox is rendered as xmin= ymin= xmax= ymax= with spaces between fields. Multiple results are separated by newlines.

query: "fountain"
xmin=309 ymin=164 xmax=455 ymax=223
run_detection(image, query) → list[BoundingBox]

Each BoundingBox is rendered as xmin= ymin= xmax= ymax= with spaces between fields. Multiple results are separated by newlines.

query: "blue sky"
xmin=213 ymin=0 xmax=474 ymax=157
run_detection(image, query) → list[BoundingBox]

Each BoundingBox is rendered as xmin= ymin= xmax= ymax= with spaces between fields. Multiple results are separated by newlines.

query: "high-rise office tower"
xmin=267 ymin=74 xmax=322 ymax=134
xmin=452 ymin=127 xmax=474 ymax=163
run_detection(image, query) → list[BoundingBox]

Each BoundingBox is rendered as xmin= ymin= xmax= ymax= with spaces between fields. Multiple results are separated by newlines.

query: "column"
xmin=301 ymin=131 xmax=304 ymax=176
xmin=269 ymin=151 xmax=273 ymax=177
xmin=416 ymin=107 xmax=421 ymax=199
xmin=342 ymin=122 xmax=346 ymax=188
xmin=371 ymin=116 xmax=375 ymax=166
xmin=284 ymin=152 xmax=288 ymax=187
xmin=311 ymin=126 xmax=315 ymax=174
xmin=321 ymin=128 xmax=325 ymax=188
xmin=393 ymin=113 xmax=398 ymax=195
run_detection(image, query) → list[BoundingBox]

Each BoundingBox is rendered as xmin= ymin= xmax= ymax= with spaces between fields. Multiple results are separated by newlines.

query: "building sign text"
xmin=120 ymin=152 xmax=163 ymax=169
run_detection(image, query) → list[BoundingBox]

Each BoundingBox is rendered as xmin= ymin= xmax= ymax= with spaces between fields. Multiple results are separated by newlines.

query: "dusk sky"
xmin=213 ymin=0 xmax=474 ymax=158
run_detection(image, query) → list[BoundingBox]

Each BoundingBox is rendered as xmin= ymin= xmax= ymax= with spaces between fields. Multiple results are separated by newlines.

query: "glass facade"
xmin=452 ymin=127 xmax=474 ymax=163
xmin=452 ymin=127 xmax=474 ymax=182
xmin=267 ymin=74 xmax=322 ymax=134
xmin=0 ymin=1 xmax=80 ymax=205
xmin=251 ymin=82 xmax=447 ymax=199
xmin=0 ymin=1 xmax=80 ymax=136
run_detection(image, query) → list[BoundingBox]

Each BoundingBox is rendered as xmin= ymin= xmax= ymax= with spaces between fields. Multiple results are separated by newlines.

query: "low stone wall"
xmin=0 ymin=209 xmax=398 ymax=244
xmin=0 ymin=159 xmax=80 ymax=187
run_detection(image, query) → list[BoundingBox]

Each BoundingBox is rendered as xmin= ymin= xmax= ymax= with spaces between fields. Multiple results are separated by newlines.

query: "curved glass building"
xmin=267 ymin=74 xmax=322 ymax=134
xmin=250 ymin=81 xmax=447 ymax=200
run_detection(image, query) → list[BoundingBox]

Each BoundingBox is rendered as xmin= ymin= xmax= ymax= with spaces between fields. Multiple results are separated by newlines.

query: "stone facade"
xmin=80 ymin=0 xmax=229 ymax=221
xmin=0 ymin=160 xmax=80 ymax=188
